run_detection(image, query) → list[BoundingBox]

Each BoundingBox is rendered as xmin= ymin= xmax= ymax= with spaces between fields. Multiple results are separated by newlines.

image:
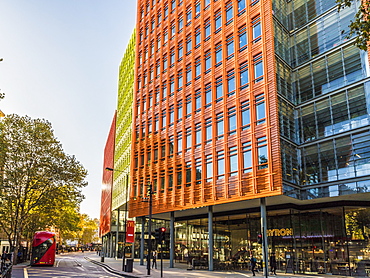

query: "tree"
xmin=0 ymin=114 xmax=88 ymax=263
xmin=337 ymin=0 xmax=370 ymax=50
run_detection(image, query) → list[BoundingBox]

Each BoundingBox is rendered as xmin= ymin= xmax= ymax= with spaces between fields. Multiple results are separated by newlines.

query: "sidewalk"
xmin=85 ymin=253 xmax=368 ymax=278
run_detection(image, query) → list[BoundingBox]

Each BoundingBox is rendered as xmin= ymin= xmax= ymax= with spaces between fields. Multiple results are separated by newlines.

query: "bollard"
xmin=101 ymin=256 xmax=104 ymax=263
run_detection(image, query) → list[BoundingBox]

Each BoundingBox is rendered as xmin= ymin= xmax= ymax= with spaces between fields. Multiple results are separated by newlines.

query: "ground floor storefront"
xmin=102 ymin=199 xmax=370 ymax=276
xmin=134 ymin=201 xmax=370 ymax=276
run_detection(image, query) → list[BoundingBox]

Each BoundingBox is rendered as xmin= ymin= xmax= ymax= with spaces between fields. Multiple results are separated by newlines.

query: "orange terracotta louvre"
xmin=129 ymin=0 xmax=283 ymax=218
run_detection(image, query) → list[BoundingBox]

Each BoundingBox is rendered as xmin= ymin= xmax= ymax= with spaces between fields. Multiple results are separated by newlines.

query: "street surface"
xmin=12 ymin=252 xmax=123 ymax=278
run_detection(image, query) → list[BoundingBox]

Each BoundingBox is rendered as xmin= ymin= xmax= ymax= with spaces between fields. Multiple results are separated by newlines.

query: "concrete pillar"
xmin=116 ymin=208 xmax=120 ymax=258
xmin=140 ymin=216 xmax=145 ymax=265
xmin=261 ymin=197 xmax=269 ymax=278
xmin=208 ymin=206 xmax=213 ymax=271
xmin=170 ymin=211 xmax=175 ymax=268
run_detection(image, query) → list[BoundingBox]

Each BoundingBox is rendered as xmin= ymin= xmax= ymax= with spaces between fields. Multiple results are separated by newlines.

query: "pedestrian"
xmin=250 ymin=254 xmax=257 ymax=276
xmin=270 ymin=252 xmax=277 ymax=275
xmin=152 ymin=250 xmax=157 ymax=269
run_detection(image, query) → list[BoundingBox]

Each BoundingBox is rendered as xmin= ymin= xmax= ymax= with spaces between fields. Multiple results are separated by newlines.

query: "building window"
xmin=229 ymin=146 xmax=238 ymax=175
xmin=177 ymin=101 xmax=183 ymax=121
xmin=161 ymin=110 xmax=167 ymax=130
xmin=195 ymin=89 xmax=202 ymax=111
xmin=195 ymin=57 xmax=201 ymax=78
xmin=225 ymin=2 xmax=233 ymax=23
xmin=228 ymin=106 xmax=237 ymax=133
xmin=205 ymin=83 xmax=212 ymax=106
xmin=242 ymin=141 xmax=252 ymax=172
xmin=238 ymin=25 xmax=248 ymax=51
xmin=205 ymin=117 xmax=212 ymax=142
xmin=178 ymin=42 xmax=183 ymax=60
xmin=215 ymin=43 xmax=222 ymax=65
xmin=186 ymin=128 xmax=192 ymax=149
xmin=257 ymin=136 xmax=268 ymax=169
xmin=195 ymin=122 xmax=202 ymax=146
xmin=239 ymin=61 xmax=249 ymax=88
xmin=216 ymin=77 xmax=223 ymax=100
xmin=170 ymin=76 xmax=175 ymax=95
xmin=205 ymin=50 xmax=212 ymax=72
xmin=217 ymin=151 xmax=225 ymax=178
xmin=164 ymin=29 xmax=168 ymax=43
xmin=186 ymin=63 xmax=192 ymax=84
xmin=255 ymin=93 xmax=266 ymax=124
xmin=195 ymin=1 xmax=201 ymax=17
xmin=216 ymin=112 xmax=224 ymax=138
xmin=170 ymin=48 xmax=175 ymax=66
xmin=171 ymin=21 xmax=176 ymax=37
xmin=186 ymin=95 xmax=192 ymax=116
xmin=186 ymin=6 xmax=192 ymax=24
xmin=238 ymin=0 xmax=246 ymax=13
xmin=226 ymin=35 xmax=234 ymax=58
xmin=241 ymin=100 xmax=250 ymax=129
xmin=195 ymin=27 xmax=201 ymax=47
xmin=206 ymin=155 xmax=213 ymax=180
xmin=177 ymin=132 xmax=182 ymax=154
xmin=177 ymin=15 xmax=184 ymax=33
xmin=252 ymin=16 xmax=262 ymax=43
xmin=177 ymin=71 xmax=183 ymax=89
xmin=227 ymin=70 xmax=235 ymax=95
xmin=163 ymin=55 xmax=168 ymax=71
xmin=214 ymin=9 xmax=222 ymax=32
xmin=186 ymin=35 xmax=192 ymax=53
xmin=253 ymin=53 xmax=264 ymax=83
xmin=204 ymin=18 xmax=211 ymax=39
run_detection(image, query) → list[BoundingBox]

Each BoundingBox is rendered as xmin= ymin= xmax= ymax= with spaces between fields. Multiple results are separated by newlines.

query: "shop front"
xmin=167 ymin=205 xmax=370 ymax=275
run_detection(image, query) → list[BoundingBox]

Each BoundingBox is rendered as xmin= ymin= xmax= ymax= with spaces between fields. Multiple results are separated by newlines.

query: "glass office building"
xmin=126 ymin=0 xmax=370 ymax=275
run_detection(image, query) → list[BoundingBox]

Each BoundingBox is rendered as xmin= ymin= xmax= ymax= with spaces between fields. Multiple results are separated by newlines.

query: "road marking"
xmin=23 ymin=268 xmax=28 ymax=278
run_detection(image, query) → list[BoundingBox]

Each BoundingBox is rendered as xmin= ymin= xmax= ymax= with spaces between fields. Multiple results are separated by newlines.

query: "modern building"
xmin=99 ymin=113 xmax=116 ymax=256
xmin=100 ymin=32 xmax=136 ymax=258
xmin=110 ymin=32 xmax=136 ymax=259
xmin=106 ymin=0 xmax=370 ymax=276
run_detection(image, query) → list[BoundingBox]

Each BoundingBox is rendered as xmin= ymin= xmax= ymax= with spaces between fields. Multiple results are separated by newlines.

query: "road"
xmin=12 ymin=252 xmax=123 ymax=278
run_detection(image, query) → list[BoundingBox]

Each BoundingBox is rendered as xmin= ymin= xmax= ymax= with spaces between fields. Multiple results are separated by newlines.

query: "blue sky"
xmin=0 ymin=0 xmax=137 ymax=219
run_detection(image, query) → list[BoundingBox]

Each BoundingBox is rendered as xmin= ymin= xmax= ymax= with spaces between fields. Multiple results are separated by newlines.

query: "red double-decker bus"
xmin=30 ymin=231 xmax=56 ymax=266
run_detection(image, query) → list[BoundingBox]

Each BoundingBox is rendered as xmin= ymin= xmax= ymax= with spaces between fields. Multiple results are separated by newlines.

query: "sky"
xmin=0 ymin=0 xmax=137 ymax=219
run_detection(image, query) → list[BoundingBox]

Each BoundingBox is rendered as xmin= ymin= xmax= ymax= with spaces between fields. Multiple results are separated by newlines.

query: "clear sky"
xmin=0 ymin=0 xmax=137 ymax=219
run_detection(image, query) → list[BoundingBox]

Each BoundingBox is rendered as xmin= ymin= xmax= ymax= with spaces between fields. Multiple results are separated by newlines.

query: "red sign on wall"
xmin=126 ymin=220 xmax=135 ymax=243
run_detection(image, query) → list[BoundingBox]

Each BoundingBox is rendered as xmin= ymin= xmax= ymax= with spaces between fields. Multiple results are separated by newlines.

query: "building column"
xmin=261 ymin=197 xmax=268 ymax=278
xmin=170 ymin=211 xmax=175 ymax=268
xmin=116 ymin=208 xmax=120 ymax=258
xmin=140 ymin=216 xmax=145 ymax=265
xmin=208 ymin=206 xmax=214 ymax=271
xmin=110 ymin=233 xmax=114 ymax=257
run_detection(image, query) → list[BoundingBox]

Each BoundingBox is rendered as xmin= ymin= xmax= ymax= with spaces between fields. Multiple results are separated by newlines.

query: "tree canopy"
xmin=337 ymin=0 xmax=370 ymax=50
xmin=0 ymin=114 xmax=88 ymax=258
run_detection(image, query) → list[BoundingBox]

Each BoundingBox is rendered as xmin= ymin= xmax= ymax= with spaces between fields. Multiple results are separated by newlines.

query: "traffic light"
xmin=257 ymin=234 xmax=263 ymax=244
xmin=159 ymin=227 xmax=166 ymax=241
xmin=154 ymin=228 xmax=160 ymax=241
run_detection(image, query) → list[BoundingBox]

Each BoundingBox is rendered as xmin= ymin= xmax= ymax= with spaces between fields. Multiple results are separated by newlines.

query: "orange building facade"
xmin=130 ymin=0 xmax=282 ymax=218
xmin=99 ymin=113 xmax=116 ymax=238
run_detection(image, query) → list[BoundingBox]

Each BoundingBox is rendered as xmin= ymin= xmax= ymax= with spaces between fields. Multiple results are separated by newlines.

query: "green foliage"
xmin=337 ymin=0 xmax=370 ymax=50
xmin=0 ymin=114 xmax=88 ymax=253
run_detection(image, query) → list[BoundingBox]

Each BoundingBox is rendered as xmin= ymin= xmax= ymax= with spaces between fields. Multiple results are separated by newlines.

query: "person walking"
xmin=250 ymin=254 xmax=257 ymax=276
xmin=270 ymin=252 xmax=277 ymax=275
xmin=152 ymin=250 xmax=157 ymax=269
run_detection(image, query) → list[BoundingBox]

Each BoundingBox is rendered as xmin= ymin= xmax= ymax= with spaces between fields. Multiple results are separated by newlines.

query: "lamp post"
xmin=142 ymin=182 xmax=153 ymax=276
